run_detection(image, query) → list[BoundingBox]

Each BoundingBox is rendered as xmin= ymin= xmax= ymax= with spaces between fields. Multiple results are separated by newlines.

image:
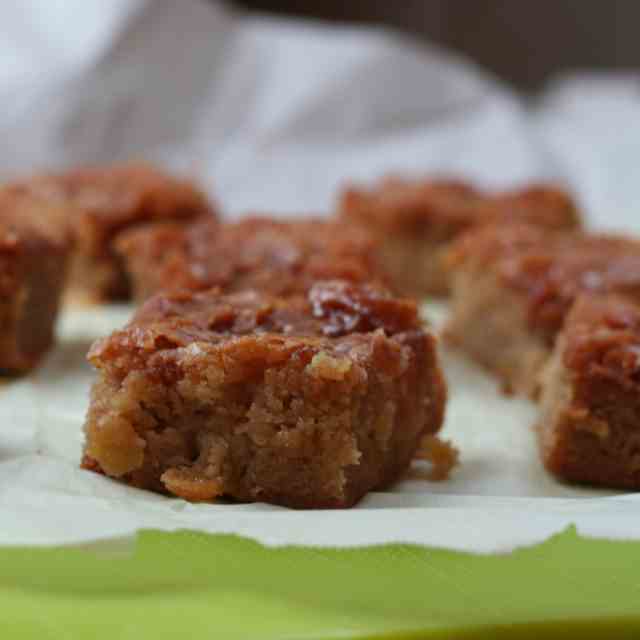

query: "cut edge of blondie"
xmin=445 ymin=263 xmax=550 ymax=396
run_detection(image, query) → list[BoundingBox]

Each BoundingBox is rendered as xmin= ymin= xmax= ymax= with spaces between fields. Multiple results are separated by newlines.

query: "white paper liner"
xmin=2 ymin=1 xmax=640 ymax=551
xmin=1 ymin=303 xmax=636 ymax=553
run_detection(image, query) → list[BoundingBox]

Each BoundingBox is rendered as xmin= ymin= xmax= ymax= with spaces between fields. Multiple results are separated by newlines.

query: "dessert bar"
xmin=82 ymin=281 xmax=446 ymax=508
xmin=446 ymin=223 xmax=640 ymax=395
xmin=116 ymin=216 xmax=385 ymax=302
xmin=539 ymin=294 xmax=640 ymax=488
xmin=5 ymin=163 xmax=213 ymax=302
xmin=0 ymin=193 xmax=71 ymax=372
xmin=338 ymin=177 xmax=580 ymax=297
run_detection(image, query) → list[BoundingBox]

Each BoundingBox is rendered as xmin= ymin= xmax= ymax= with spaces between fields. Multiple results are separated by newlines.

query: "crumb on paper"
xmin=411 ymin=434 xmax=459 ymax=481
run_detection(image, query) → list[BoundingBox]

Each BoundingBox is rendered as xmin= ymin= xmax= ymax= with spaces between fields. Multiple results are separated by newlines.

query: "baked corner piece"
xmin=81 ymin=281 xmax=446 ymax=508
xmin=539 ymin=294 xmax=640 ymax=488
xmin=0 ymin=193 xmax=71 ymax=373
xmin=6 ymin=162 xmax=214 ymax=303
xmin=115 ymin=216 xmax=386 ymax=303
xmin=446 ymin=222 xmax=640 ymax=396
xmin=338 ymin=177 xmax=580 ymax=297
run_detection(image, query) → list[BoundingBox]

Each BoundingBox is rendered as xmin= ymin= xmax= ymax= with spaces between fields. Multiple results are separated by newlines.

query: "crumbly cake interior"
xmin=538 ymin=335 xmax=574 ymax=469
xmin=82 ymin=282 xmax=446 ymax=508
xmin=446 ymin=265 xmax=550 ymax=395
xmin=375 ymin=234 xmax=452 ymax=297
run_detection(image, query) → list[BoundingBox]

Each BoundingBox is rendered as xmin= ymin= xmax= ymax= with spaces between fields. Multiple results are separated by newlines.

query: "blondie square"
xmin=338 ymin=177 xmax=580 ymax=297
xmin=539 ymin=294 xmax=640 ymax=488
xmin=0 ymin=194 xmax=71 ymax=373
xmin=81 ymin=281 xmax=446 ymax=508
xmin=6 ymin=163 xmax=214 ymax=303
xmin=116 ymin=216 xmax=385 ymax=303
xmin=446 ymin=223 xmax=640 ymax=395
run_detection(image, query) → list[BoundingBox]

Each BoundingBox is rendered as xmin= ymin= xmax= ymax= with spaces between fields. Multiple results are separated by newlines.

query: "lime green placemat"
xmin=2 ymin=526 xmax=639 ymax=639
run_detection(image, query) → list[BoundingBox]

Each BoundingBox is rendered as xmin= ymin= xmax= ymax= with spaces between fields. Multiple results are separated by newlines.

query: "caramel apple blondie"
xmin=338 ymin=177 xmax=580 ymax=297
xmin=446 ymin=223 xmax=640 ymax=396
xmin=81 ymin=281 xmax=446 ymax=508
xmin=539 ymin=294 xmax=640 ymax=489
xmin=0 ymin=193 xmax=71 ymax=372
xmin=116 ymin=216 xmax=385 ymax=302
xmin=5 ymin=163 xmax=214 ymax=303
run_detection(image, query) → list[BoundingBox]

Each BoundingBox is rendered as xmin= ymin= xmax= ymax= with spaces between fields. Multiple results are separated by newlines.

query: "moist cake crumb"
xmin=412 ymin=434 xmax=459 ymax=481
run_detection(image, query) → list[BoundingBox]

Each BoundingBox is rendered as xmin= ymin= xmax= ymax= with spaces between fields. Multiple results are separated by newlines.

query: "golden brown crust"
xmin=561 ymin=295 xmax=640 ymax=394
xmin=447 ymin=221 xmax=549 ymax=269
xmin=340 ymin=178 xmax=483 ymax=234
xmin=89 ymin=281 xmax=423 ymax=373
xmin=485 ymin=185 xmax=581 ymax=232
xmin=340 ymin=177 xmax=579 ymax=233
xmin=116 ymin=216 xmax=387 ymax=302
xmin=82 ymin=281 xmax=447 ymax=508
xmin=22 ymin=162 xmax=212 ymax=230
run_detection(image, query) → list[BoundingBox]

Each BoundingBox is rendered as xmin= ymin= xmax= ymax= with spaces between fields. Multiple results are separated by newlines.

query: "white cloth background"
xmin=3 ymin=0 xmax=638 ymax=226
xmin=1 ymin=0 xmax=640 ymax=551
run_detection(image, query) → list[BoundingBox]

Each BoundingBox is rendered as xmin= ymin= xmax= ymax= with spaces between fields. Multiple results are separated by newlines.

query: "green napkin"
xmin=2 ymin=526 xmax=639 ymax=639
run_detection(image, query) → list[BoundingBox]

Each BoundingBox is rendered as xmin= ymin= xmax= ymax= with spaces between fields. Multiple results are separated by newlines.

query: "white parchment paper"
xmin=1 ymin=0 xmax=640 ymax=551
xmin=1 ymin=305 xmax=638 ymax=553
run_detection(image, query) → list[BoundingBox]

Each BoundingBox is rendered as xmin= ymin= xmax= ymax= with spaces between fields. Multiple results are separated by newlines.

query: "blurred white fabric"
xmin=2 ymin=0 xmax=638 ymax=224
xmin=2 ymin=0 xmax=640 ymax=552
